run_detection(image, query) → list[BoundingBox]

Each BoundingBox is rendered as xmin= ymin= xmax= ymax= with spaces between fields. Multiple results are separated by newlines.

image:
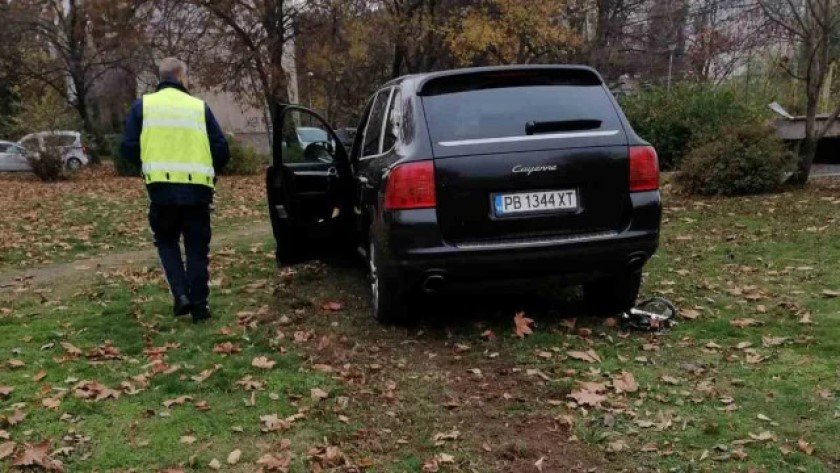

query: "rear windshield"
xmin=421 ymin=82 xmax=622 ymax=145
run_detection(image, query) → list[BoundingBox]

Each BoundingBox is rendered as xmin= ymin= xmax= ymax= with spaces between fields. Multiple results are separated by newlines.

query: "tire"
xmin=583 ymin=271 xmax=642 ymax=316
xmin=66 ymin=158 xmax=82 ymax=171
xmin=368 ymin=239 xmax=407 ymax=324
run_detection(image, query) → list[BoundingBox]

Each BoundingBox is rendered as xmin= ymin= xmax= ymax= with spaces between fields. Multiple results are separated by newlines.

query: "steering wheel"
xmin=303 ymin=141 xmax=333 ymax=163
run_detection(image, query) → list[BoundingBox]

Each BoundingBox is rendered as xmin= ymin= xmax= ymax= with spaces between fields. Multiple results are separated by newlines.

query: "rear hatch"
xmin=420 ymin=68 xmax=631 ymax=244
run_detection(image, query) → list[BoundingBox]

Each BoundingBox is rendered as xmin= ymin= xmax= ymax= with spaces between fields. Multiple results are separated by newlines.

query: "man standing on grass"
xmin=120 ymin=57 xmax=230 ymax=323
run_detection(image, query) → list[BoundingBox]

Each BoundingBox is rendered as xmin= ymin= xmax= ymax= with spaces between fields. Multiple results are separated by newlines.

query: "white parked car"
xmin=14 ymin=131 xmax=90 ymax=171
xmin=0 ymin=141 xmax=30 ymax=172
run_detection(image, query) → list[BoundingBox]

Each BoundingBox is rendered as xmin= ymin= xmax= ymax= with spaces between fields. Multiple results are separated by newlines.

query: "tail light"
xmin=384 ymin=160 xmax=436 ymax=210
xmin=629 ymin=145 xmax=659 ymax=192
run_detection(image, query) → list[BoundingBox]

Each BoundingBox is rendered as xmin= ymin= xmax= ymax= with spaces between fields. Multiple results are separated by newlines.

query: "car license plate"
xmin=493 ymin=189 xmax=578 ymax=216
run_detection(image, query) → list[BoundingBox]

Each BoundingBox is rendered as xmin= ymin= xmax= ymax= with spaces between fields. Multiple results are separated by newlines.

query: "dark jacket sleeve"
xmin=205 ymin=105 xmax=230 ymax=173
xmin=119 ymin=99 xmax=143 ymax=168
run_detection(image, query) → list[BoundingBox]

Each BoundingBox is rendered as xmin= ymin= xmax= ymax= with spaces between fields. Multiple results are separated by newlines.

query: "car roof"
xmin=384 ymin=64 xmax=604 ymax=93
xmin=20 ymin=130 xmax=80 ymax=139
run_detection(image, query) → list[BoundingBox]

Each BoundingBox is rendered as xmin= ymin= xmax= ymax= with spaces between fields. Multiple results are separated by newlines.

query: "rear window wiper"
xmin=525 ymin=119 xmax=602 ymax=135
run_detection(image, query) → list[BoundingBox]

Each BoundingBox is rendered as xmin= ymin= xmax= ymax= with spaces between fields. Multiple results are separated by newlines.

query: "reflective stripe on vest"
xmin=140 ymin=88 xmax=214 ymax=188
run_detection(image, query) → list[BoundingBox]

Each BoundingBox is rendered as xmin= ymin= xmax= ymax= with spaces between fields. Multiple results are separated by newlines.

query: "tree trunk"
xmin=791 ymin=93 xmax=819 ymax=185
xmin=72 ymin=87 xmax=105 ymax=165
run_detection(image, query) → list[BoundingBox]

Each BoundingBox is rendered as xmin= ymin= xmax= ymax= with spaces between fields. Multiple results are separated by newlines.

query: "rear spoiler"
xmin=417 ymin=66 xmax=604 ymax=97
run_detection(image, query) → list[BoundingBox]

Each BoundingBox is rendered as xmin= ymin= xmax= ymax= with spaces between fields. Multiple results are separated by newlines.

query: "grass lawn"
xmin=0 ymin=166 xmax=265 ymax=272
xmin=0 ymin=173 xmax=837 ymax=472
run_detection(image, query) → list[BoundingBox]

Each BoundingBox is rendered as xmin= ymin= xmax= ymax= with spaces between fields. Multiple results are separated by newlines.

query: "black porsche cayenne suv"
xmin=266 ymin=65 xmax=661 ymax=322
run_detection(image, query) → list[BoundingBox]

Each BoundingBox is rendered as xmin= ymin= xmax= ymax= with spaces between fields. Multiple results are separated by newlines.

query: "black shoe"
xmin=174 ymin=295 xmax=192 ymax=317
xmin=191 ymin=308 xmax=211 ymax=324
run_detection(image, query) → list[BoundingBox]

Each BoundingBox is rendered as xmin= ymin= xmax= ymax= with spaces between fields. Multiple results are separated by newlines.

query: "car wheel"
xmin=66 ymin=158 xmax=82 ymax=171
xmin=583 ymin=271 xmax=642 ymax=315
xmin=368 ymin=239 xmax=407 ymax=324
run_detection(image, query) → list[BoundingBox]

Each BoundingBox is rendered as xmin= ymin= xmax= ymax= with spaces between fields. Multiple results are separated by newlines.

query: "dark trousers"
xmin=148 ymin=203 xmax=211 ymax=309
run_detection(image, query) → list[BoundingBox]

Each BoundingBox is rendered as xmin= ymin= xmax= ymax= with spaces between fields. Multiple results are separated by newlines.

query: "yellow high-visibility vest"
xmin=140 ymin=87 xmax=214 ymax=188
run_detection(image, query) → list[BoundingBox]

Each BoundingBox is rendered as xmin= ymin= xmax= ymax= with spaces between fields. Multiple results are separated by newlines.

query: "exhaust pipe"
xmin=422 ymin=274 xmax=446 ymax=293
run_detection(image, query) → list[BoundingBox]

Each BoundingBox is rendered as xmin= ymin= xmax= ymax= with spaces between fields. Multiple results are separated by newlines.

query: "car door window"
xmin=362 ymin=89 xmax=391 ymax=157
xmin=280 ymin=109 xmax=336 ymax=165
xmin=381 ymin=89 xmax=401 ymax=152
xmin=0 ymin=144 xmax=9 ymax=153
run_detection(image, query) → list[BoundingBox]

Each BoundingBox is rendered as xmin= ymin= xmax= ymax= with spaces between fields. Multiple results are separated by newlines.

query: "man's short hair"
xmin=159 ymin=57 xmax=187 ymax=83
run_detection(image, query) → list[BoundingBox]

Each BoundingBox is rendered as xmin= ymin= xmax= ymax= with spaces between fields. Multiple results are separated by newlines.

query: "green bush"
xmin=620 ymin=83 xmax=769 ymax=170
xmin=222 ymin=137 xmax=264 ymax=175
xmin=675 ymin=124 xmax=794 ymax=196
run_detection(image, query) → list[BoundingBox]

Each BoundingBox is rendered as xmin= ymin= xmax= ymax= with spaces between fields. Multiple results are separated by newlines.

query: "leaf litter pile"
xmin=0 ymin=174 xmax=838 ymax=471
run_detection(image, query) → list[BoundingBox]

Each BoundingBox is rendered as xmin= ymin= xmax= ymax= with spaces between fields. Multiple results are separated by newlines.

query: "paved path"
xmin=0 ymin=223 xmax=271 ymax=293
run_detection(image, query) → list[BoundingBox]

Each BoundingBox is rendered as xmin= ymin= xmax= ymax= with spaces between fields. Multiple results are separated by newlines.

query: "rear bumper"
xmin=376 ymin=190 xmax=661 ymax=289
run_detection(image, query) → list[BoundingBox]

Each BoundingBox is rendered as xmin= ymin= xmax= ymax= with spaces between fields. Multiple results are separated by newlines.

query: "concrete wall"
xmin=199 ymin=90 xmax=271 ymax=155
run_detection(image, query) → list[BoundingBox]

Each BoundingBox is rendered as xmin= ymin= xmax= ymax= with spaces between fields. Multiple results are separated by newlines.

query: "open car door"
xmin=266 ymin=105 xmax=353 ymax=265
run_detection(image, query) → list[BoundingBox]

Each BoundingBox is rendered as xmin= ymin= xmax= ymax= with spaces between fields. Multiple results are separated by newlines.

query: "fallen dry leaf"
xmin=821 ymin=289 xmax=839 ymax=298
xmin=33 ymin=370 xmax=47 ymax=382
xmin=73 ymin=381 xmax=120 ymax=401
xmin=761 ymin=336 xmax=788 ymax=347
xmin=257 ymin=451 xmax=291 ymax=471
xmin=660 ymin=375 xmax=680 ymax=385
xmin=311 ymin=388 xmax=329 ymax=402
xmin=321 ymin=301 xmax=343 ymax=311
xmin=61 ymin=342 xmax=82 ymax=358
xmin=252 ymin=356 xmax=276 ymax=370
xmin=681 ymin=308 xmax=701 ymax=320
xmin=191 ymin=364 xmax=222 ymax=383
xmin=212 ymin=342 xmax=241 ymax=355
xmin=7 ymin=409 xmax=26 ymax=426
xmin=0 ymin=386 xmax=12 ymax=399
xmin=86 ymin=341 xmax=122 ymax=361
xmin=42 ymin=397 xmax=62 ymax=410
xmin=208 ymin=458 xmax=221 ymax=470
xmin=567 ymin=349 xmax=601 ymax=364
xmin=163 ymin=396 xmax=193 ymax=408
xmin=798 ymin=438 xmax=814 ymax=455
xmin=12 ymin=440 xmax=64 ymax=471
xmin=0 ymin=441 xmax=15 ymax=460
xmin=730 ymin=318 xmax=760 ymax=328
xmin=235 ymin=376 xmax=264 ymax=391
xmin=260 ymin=414 xmax=291 ymax=432
xmin=7 ymin=359 xmax=25 ymax=369
xmin=227 ymin=449 xmax=242 ymax=465
xmin=568 ymin=389 xmax=607 ymax=407
xmin=799 ymin=311 xmax=813 ymax=325
xmin=613 ymin=371 xmax=639 ymax=393
xmin=513 ymin=312 xmax=534 ymax=338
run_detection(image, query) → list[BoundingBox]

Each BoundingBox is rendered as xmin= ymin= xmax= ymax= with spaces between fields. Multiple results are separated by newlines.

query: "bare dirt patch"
xmin=272 ymin=262 xmax=611 ymax=471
